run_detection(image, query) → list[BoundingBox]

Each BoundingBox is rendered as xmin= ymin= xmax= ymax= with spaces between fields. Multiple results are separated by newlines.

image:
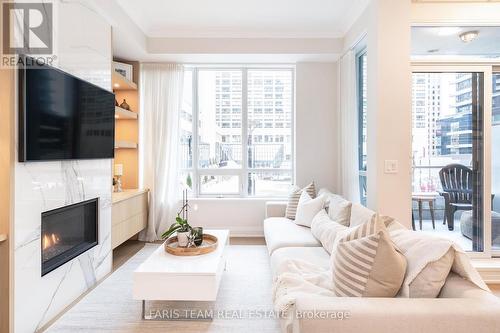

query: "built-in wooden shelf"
xmin=115 ymin=106 xmax=138 ymax=120
xmin=113 ymin=59 xmax=139 ymax=189
xmin=0 ymin=234 xmax=7 ymax=243
xmin=115 ymin=140 xmax=137 ymax=149
xmin=112 ymin=72 xmax=137 ymax=91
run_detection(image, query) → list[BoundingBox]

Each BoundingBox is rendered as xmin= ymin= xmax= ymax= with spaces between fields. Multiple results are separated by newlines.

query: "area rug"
xmin=46 ymin=244 xmax=281 ymax=333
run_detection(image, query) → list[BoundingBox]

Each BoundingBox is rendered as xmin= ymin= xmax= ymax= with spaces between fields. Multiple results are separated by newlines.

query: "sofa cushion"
xmin=264 ymin=217 xmax=321 ymax=254
xmin=294 ymin=191 xmax=326 ymax=227
xmin=389 ymin=228 xmax=458 ymax=298
xmin=318 ymin=189 xmax=352 ymax=226
xmin=285 ymin=182 xmax=316 ymax=220
xmin=332 ymin=215 xmax=407 ymax=297
xmin=327 ymin=195 xmax=352 ymax=226
xmin=311 ymin=210 xmax=349 ymax=254
xmin=349 ymin=203 xmax=376 ymax=227
xmin=409 ymin=248 xmax=454 ymax=298
xmin=270 ymin=247 xmax=330 ymax=277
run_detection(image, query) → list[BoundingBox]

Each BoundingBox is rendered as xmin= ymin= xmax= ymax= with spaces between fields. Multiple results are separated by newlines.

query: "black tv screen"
xmin=19 ymin=60 xmax=115 ymax=161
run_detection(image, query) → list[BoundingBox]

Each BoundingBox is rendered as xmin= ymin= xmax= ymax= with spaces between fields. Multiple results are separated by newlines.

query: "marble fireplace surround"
xmin=12 ymin=1 xmax=114 ymax=332
xmin=14 ymin=160 xmax=113 ymax=332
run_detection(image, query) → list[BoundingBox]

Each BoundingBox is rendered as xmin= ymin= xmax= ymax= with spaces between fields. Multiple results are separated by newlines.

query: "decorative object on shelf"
xmin=161 ymin=189 xmax=192 ymax=247
xmin=164 ymin=233 xmax=218 ymax=256
xmin=114 ymin=164 xmax=123 ymax=192
xmin=192 ymin=227 xmax=203 ymax=246
xmin=120 ymin=99 xmax=130 ymax=110
xmin=113 ymin=61 xmax=133 ymax=81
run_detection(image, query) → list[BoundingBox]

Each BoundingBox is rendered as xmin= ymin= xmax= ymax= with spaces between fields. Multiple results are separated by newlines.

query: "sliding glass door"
xmin=411 ymin=66 xmax=490 ymax=255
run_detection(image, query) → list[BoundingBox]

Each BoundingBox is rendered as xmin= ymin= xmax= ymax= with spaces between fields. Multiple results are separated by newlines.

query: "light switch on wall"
xmin=384 ymin=160 xmax=398 ymax=174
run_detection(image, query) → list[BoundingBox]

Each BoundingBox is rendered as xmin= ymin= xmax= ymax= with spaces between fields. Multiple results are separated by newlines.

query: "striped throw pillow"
xmin=332 ymin=215 xmax=407 ymax=297
xmin=285 ymin=182 xmax=316 ymax=220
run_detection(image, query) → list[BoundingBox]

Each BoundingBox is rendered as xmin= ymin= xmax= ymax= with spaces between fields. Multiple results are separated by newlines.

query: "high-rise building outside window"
xmin=179 ymin=68 xmax=294 ymax=197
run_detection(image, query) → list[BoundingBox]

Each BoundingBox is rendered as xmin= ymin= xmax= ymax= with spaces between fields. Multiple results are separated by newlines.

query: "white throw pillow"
xmin=311 ymin=210 xmax=348 ymax=254
xmin=349 ymin=203 xmax=376 ymax=227
xmin=327 ymin=194 xmax=352 ymax=226
xmin=294 ymin=191 xmax=325 ymax=227
xmin=285 ymin=182 xmax=317 ymax=220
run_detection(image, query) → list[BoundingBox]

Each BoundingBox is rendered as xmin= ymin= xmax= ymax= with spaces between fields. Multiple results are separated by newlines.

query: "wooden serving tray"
xmin=164 ymin=234 xmax=218 ymax=256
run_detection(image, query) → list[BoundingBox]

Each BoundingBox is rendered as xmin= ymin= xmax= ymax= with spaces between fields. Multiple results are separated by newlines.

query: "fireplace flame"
xmin=42 ymin=233 xmax=60 ymax=250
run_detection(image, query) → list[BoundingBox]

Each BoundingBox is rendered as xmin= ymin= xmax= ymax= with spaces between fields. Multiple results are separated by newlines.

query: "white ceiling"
xmin=412 ymin=26 xmax=500 ymax=57
xmin=115 ymin=0 xmax=369 ymax=38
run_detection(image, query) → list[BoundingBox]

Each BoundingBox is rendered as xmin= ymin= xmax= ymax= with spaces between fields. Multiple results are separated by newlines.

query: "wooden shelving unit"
xmin=115 ymin=140 xmax=138 ymax=149
xmin=113 ymin=60 xmax=140 ymax=189
xmin=111 ymin=62 xmax=148 ymax=251
xmin=112 ymin=71 xmax=137 ymax=91
xmin=115 ymin=106 xmax=138 ymax=120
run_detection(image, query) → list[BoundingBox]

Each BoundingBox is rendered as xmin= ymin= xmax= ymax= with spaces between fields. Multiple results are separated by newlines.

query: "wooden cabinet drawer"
xmin=112 ymin=190 xmax=148 ymax=249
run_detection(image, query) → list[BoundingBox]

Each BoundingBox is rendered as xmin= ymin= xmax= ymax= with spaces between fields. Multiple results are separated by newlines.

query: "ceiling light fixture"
xmin=459 ymin=30 xmax=479 ymax=43
xmin=427 ymin=49 xmax=440 ymax=54
xmin=113 ymin=83 xmax=120 ymax=88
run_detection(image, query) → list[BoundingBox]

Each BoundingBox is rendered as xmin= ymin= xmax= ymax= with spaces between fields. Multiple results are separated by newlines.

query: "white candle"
xmin=114 ymin=164 xmax=123 ymax=176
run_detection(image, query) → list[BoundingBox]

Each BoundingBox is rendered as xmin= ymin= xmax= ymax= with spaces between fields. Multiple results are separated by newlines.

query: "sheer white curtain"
xmin=139 ymin=63 xmax=184 ymax=241
xmin=339 ymin=50 xmax=361 ymax=202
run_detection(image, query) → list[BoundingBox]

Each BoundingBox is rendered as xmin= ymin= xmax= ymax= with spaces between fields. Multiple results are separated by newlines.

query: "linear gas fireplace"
xmin=41 ymin=198 xmax=98 ymax=276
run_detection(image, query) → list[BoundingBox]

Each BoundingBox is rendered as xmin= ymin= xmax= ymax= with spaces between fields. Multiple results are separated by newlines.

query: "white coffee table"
xmin=133 ymin=229 xmax=229 ymax=320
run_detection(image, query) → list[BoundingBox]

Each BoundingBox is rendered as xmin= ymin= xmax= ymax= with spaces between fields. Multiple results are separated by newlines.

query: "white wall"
xmin=340 ymin=0 xmax=412 ymax=227
xmin=12 ymin=1 xmax=113 ymax=332
xmin=187 ymin=62 xmax=339 ymax=236
xmin=295 ymin=62 xmax=339 ymax=192
xmin=365 ymin=0 xmax=412 ymax=225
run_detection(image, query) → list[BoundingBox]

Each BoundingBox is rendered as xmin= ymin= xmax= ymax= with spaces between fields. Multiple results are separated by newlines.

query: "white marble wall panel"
xmin=13 ymin=1 xmax=113 ymax=332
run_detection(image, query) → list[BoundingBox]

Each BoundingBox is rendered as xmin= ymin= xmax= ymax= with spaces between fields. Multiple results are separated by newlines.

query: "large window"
xmin=180 ymin=68 xmax=294 ymax=197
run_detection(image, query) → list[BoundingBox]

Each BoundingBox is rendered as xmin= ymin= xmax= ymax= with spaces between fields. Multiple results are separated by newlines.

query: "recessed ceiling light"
xmin=113 ymin=83 xmax=120 ymax=88
xmin=437 ymin=27 xmax=461 ymax=36
xmin=459 ymin=30 xmax=479 ymax=43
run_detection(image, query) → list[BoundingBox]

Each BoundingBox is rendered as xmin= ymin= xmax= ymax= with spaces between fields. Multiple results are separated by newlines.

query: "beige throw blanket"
xmin=272 ymin=259 xmax=333 ymax=313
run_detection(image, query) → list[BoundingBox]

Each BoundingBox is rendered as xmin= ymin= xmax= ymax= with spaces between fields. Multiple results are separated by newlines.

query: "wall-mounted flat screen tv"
xmin=19 ymin=58 xmax=115 ymax=162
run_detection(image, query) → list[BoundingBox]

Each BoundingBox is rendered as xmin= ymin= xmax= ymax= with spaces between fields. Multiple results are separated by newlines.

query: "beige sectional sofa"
xmin=264 ymin=195 xmax=500 ymax=333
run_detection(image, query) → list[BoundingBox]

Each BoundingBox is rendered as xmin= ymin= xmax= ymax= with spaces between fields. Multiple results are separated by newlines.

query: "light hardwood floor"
xmin=113 ymin=240 xmax=145 ymax=271
xmin=489 ymin=284 xmax=500 ymax=296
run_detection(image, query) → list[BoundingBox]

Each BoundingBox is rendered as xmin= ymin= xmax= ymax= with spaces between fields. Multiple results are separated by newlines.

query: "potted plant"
xmin=161 ymin=214 xmax=191 ymax=247
xmin=161 ymin=189 xmax=193 ymax=247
